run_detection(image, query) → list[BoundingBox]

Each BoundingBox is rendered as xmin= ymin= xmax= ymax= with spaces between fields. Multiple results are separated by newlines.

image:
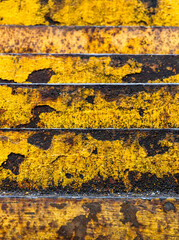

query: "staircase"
xmin=0 ymin=1 xmax=178 ymax=239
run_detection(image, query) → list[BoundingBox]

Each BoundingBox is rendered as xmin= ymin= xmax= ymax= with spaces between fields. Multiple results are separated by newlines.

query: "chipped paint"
xmin=0 ymin=84 xmax=178 ymax=128
xmin=0 ymin=26 xmax=178 ymax=54
xmin=0 ymin=0 xmax=178 ymax=26
xmin=0 ymin=197 xmax=178 ymax=239
xmin=0 ymin=54 xmax=178 ymax=83
xmin=0 ymin=129 xmax=178 ymax=192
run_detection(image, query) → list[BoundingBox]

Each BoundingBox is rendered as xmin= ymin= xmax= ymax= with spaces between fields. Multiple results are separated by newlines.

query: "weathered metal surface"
xmin=0 ymin=26 xmax=178 ymax=54
xmin=0 ymin=84 xmax=178 ymax=128
xmin=0 ymin=54 xmax=178 ymax=84
xmin=0 ymin=197 xmax=178 ymax=239
xmin=0 ymin=0 xmax=178 ymax=26
xmin=0 ymin=129 xmax=178 ymax=193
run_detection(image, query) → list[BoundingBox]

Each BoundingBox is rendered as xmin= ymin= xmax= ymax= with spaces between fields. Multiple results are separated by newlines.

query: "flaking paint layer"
xmin=0 ymin=130 xmax=178 ymax=192
xmin=0 ymin=0 xmax=178 ymax=26
xmin=0 ymin=55 xmax=178 ymax=83
xmin=0 ymin=85 xmax=178 ymax=129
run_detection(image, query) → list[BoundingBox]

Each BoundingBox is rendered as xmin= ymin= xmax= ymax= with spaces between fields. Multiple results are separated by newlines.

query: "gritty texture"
xmin=0 ymin=84 xmax=178 ymax=129
xmin=0 ymin=0 xmax=178 ymax=26
xmin=0 ymin=197 xmax=178 ymax=240
xmin=0 ymin=129 xmax=178 ymax=192
xmin=0 ymin=54 xmax=178 ymax=83
xmin=0 ymin=26 xmax=178 ymax=54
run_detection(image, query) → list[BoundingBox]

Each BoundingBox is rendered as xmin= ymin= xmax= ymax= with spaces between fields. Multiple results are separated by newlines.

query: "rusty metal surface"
xmin=0 ymin=26 xmax=178 ymax=54
xmin=0 ymin=129 xmax=178 ymax=193
xmin=0 ymin=196 xmax=178 ymax=240
xmin=0 ymin=54 xmax=178 ymax=83
xmin=0 ymin=83 xmax=178 ymax=128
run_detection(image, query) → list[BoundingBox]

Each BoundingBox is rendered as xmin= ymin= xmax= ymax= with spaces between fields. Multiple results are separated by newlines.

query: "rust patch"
xmin=128 ymin=171 xmax=178 ymax=193
xmin=141 ymin=0 xmax=158 ymax=9
xmin=49 ymin=220 xmax=59 ymax=229
xmin=27 ymin=132 xmax=54 ymax=150
xmin=57 ymin=202 xmax=101 ymax=239
xmin=39 ymin=87 xmax=61 ymax=100
xmin=1 ymin=203 xmax=8 ymax=211
xmin=82 ymin=202 xmax=101 ymax=221
xmin=163 ymin=202 xmax=176 ymax=213
xmin=50 ymin=203 xmax=67 ymax=210
xmin=1 ymin=153 xmax=25 ymax=175
xmin=40 ymin=0 xmax=49 ymax=5
xmin=96 ymin=236 xmax=108 ymax=240
xmin=120 ymin=201 xmax=141 ymax=228
xmin=119 ymin=55 xmax=179 ymax=83
xmin=17 ymin=105 xmax=56 ymax=128
xmin=139 ymin=132 xmax=169 ymax=156
xmin=0 ymin=78 xmax=15 ymax=83
xmin=26 ymin=68 xmax=55 ymax=83
xmin=0 ymin=178 xmax=18 ymax=191
xmin=85 ymin=96 xmax=95 ymax=104
xmin=89 ymin=129 xmax=134 ymax=142
xmin=57 ymin=215 xmax=89 ymax=240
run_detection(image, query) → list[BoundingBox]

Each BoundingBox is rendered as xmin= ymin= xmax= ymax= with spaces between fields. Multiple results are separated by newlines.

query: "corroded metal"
xmin=0 ymin=84 xmax=178 ymax=128
xmin=0 ymin=129 xmax=178 ymax=192
xmin=0 ymin=197 xmax=178 ymax=239
xmin=0 ymin=54 xmax=178 ymax=83
xmin=0 ymin=0 xmax=178 ymax=26
xmin=0 ymin=26 xmax=178 ymax=54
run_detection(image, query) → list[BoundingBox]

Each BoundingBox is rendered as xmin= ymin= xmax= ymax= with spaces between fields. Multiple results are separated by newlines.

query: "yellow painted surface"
xmin=0 ymin=0 xmax=178 ymax=26
xmin=0 ymin=54 xmax=178 ymax=83
xmin=0 ymin=26 xmax=178 ymax=54
xmin=0 ymin=85 xmax=178 ymax=128
xmin=0 ymin=197 xmax=178 ymax=240
xmin=0 ymin=130 xmax=178 ymax=191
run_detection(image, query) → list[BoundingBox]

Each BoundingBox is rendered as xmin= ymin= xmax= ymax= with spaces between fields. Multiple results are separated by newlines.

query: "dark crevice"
xmin=45 ymin=14 xmax=61 ymax=25
xmin=0 ymin=78 xmax=15 ymax=83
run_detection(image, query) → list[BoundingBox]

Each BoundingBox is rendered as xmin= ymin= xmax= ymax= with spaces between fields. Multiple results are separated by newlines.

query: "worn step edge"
xmin=0 ymin=26 xmax=178 ymax=54
xmin=0 ymin=83 xmax=178 ymax=128
xmin=0 ymin=54 xmax=178 ymax=84
xmin=0 ymin=128 xmax=178 ymax=193
xmin=0 ymin=0 xmax=178 ymax=26
xmin=0 ymin=196 xmax=178 ymax=240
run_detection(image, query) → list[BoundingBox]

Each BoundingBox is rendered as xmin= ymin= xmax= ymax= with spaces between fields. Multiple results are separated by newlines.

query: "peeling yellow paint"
xmin=0 ymin=55 xmax=178 ymax=83
xmin=0 ymin=130 xmax=178 ymax=191
xmin=0 ymin=0 xmax=178 ymax=26
xmin=0 ymin=85 xmax=178 ymax=128
xmin=39 ymin=88 xmax=179 ymax=128
xmin=0 ymin=55 xmax=142 ymax=83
